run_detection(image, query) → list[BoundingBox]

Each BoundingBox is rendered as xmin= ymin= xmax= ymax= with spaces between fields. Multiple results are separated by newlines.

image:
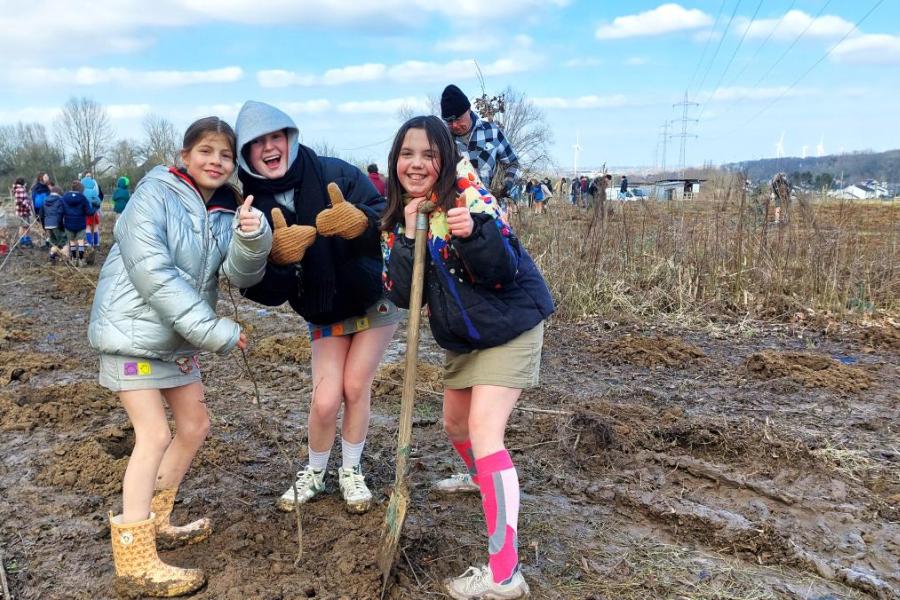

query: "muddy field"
xmin=0 ymin=246 xmax=898 ymax=600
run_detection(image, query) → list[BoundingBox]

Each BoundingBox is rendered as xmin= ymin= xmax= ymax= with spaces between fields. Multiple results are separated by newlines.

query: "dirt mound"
xmin=0 ymin=381 xmax=117 ymax=431
xmin=744 ymin=351 xmax=871 ymax=393
xmin=0 ymin=350 xmax=75 ymax=383
xmin=596 ymin=335 xmax=706 ymax=368
xmin=373 ymin=361 xmax=443 ymax=398
xmin=37 ymin=428 xmax=132 ymax=496
xmin=253 ymin=334 xmax=311 ymax=363
xmin=0 ymin=310 xmax=33 ymax=348
xmin=48 ymin=266 xmax=97 ymax=301
xmin=859 ymin=324 xmax=900 ymax=351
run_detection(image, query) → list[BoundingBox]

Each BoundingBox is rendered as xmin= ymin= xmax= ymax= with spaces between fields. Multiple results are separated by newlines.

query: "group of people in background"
xmin=4 ymin=171 xmax=131 ymax=264
xmin=86 ymin=83 xmax=551 ymax=600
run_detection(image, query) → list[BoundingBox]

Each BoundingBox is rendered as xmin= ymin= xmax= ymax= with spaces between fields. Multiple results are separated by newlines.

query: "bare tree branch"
xmin=55 ymin=97 xmax=114 ymax=172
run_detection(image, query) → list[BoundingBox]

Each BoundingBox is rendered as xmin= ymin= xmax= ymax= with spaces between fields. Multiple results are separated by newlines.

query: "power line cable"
xmin=744 ymin=0 xmax=834 ymax=95
xmin=686 ymin=0 xmax=729 ymax=92
xmin=725 ymin=0 xmax=798 ymax=90
xmin=737 ymin=0 xmax=883 ymax=129
xmin=693 ymin=0 xmax=745 ymax=98
xmin=697 ymin=0 xmax=765 ymax=122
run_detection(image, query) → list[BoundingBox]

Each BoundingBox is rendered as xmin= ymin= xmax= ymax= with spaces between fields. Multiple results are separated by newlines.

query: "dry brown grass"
xmin=513 ymin=175 xmax=899 ymax=322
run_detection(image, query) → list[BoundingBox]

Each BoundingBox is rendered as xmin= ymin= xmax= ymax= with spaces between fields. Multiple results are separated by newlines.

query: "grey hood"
xmin=235 ymin=100 xmax=300 ymax=179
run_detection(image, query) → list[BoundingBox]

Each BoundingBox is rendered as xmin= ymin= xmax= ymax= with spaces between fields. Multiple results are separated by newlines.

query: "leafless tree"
xmin=0 ymin=122 xmax=67 ymax=186
xmin=107 ymin=138 xmax=146 ymax=183
xmin=55 ymin=97 xmax=114 ymax=173
xmin=142 ymin=114 xmax=181 ymax=167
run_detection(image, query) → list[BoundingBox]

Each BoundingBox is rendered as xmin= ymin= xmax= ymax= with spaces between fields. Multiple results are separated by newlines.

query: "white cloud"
xmin=734 ymin=10 xmax=856 ymax=40
xmin=625 ymin=57 xmax=649 ymax=66
xmin=2 ymin=67 xmax=243 ymax=88
xmin=322 ymin=64 xmax=387 ymax=86
xmin=0 ymin=0 xmax=567 ymax=63
xmin=532 ymin=95 xmax=630 ymax=109
xmin=338 ymin=97 xmax=429 ymax=114
xmin=831 ymin=34 xmax=900 ymax=65
xmin=259 ymin=51 xmax=541 ymax=88
xmin=596 ymin=3 xmax=712 ymax=40
xmin=0 ymin=106 xmax=63 ymax=124
xmin=708 ymin=86 xmax=818 ymax=101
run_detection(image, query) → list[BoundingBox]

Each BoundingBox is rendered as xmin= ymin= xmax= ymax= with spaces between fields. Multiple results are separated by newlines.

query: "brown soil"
xmin=860 ymin=323 xmax=900 ymax=350
xmin=253 ymin=333 xmax=311 ymax=363
xmin=0 ymin=350 xmax=76 ymax=383
xmin=594 ymin=334 xmax=706 ymax=367
xmin=36 ymin=428 xmax=132 ymax=496
xmin=0 ymin=381 xmax=117 ymax=431
xmin=0 ymin=309 xmax=33 ymax=348
xmin=744 ymin=350 xmax=872 ymax=393
xmin=0 ymin=249 xmax=898 ymax=600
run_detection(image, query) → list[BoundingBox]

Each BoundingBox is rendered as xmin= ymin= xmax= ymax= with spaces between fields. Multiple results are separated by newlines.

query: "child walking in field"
xmin=40 ymin=186 xmax=66 ymax=263
xmin=88 ymin=117 xmax=272 ymax=597
xmin=60 ymin=180 xmax=94 ymax=266
xmin=13 ymin=177 xmax=35 ymax=248
xmin=382 ymin=116 xmax=554 ymax=599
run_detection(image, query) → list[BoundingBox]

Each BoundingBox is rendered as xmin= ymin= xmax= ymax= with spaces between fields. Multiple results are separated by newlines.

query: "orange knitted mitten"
xmin=315 ymin=183 xmax=369 ymax=239
xmin=269 ymin=208 xmax=317 ymax=265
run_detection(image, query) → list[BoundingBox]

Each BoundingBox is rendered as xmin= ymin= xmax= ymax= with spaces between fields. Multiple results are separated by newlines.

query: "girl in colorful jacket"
xmin=88 ymin=117 xmax=272 ymax=598
xmin=382 ymin=116 xmax=554 ymax=600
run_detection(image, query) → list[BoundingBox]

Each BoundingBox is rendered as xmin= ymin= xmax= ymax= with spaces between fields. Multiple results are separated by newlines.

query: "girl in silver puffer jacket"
xmin=88 ymin=117 xmax=272 ymax=598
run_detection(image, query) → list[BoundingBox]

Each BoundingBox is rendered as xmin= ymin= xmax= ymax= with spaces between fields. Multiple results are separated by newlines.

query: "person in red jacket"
xmin=367 ymin=163 xmax=386 ymax=196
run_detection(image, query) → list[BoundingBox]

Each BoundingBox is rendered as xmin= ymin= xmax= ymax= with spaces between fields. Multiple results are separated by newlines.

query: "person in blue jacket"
xmin=235 ymin=100 xmax=401 ymax=515
xmin=382 ymin=115 xmax=554 ymax=600
xmin=39 ymin=185 xmax=66 ymax=263
xmin=60 ymin=180 xmax=95 ymax=266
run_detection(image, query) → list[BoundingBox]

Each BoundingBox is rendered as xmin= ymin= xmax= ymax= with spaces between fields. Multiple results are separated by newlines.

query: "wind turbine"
xmin=775 ymin=132 xmax=785 ymax=159
xmin=572 ymin=132 xmax=582 ymax=177
xmin=816 ymin=135 xmax=825 ymax=157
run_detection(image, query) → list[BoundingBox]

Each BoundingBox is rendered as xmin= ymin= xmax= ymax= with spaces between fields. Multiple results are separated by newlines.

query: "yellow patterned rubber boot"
xmin=109 ymin=512 xmax=206 ymax=598
xmin=151 ymin=488 xmax=212 ymax=550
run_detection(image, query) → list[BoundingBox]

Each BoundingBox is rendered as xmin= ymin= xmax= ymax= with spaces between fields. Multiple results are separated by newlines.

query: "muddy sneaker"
xmin=276 ymin=466 xmax=325 ymax=512
xmin=338 ymin=465 xmax=373 ymax=513
xmin=434 ymin=473 xmax=480 ymax=494
xmin=446 ymin=565 xmax=529 ymax=600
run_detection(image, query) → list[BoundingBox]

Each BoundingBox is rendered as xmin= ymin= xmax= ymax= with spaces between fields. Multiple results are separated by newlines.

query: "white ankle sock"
xmin=341 ymin=437 xmax=366 ymax=469
xmin=308 ymin=446 xmax=331 ymax=471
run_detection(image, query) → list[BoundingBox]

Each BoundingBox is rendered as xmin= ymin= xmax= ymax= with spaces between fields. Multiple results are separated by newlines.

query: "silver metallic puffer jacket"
xmin=88 ymin=166 xmax=272 ymax=361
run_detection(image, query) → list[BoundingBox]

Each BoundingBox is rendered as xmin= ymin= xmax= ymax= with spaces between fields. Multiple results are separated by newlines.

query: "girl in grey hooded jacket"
xmin=88 ymin=117 xmax=272 ymax=597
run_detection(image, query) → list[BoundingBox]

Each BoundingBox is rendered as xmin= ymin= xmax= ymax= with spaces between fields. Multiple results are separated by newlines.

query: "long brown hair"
xmin=381 ymin=115 xmax=460 ymax=231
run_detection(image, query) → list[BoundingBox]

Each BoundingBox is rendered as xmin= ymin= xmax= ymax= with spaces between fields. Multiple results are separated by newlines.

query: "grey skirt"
xmin=98 ymin=354 xmax=201 ymax=392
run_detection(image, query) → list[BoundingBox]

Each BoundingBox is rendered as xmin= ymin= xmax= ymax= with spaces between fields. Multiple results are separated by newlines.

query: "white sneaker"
xmin=446 ymin=565 xmax=529 ymax=600
xmin=276 ymin=466 xmax=325 ymax=512
xmin=337 ymin=465 xmax=373 ymax=514
xmin=434 ymin=473 xmax=480 ymax=494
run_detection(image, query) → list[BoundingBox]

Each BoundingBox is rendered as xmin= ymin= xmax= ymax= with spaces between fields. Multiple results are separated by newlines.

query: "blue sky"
xmin=2 ymin=0 xmax=898 ymax=172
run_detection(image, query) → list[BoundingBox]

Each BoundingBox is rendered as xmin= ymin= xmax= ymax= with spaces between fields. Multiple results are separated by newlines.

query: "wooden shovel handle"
xmin=393 ymin=211 xmax=428 ymax=484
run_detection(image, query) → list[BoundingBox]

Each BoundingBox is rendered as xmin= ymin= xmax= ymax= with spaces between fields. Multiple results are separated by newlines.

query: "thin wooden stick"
xmin=513 ymin=405 xmax=573 ymax=416
xmin=0 ymin=550 xmax=11 ymax=600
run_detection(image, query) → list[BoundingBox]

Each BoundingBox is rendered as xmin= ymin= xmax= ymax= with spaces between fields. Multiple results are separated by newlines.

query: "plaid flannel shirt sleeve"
xmin=494 ymin=126 xmax=519 ymax=184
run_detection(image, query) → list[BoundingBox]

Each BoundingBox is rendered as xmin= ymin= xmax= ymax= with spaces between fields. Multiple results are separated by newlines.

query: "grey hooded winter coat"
xmin=88 ymin=166 xmax=272 ymax=361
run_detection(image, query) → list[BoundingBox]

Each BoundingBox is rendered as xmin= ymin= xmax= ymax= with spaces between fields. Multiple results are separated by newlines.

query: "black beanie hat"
xmin=441 ymin=84 xmax=471 ymax=120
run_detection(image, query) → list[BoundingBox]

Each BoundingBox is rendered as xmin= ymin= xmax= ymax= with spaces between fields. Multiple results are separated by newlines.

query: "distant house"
xmin=653 ymin=179 xmax=704 ymax=201
xmin=830 ymin=180 xmax=890 ymax=199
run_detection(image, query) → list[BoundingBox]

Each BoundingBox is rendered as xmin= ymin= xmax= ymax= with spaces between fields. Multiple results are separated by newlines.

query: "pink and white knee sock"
xmin=451 ymin=439 xmax=478 ymax=483
xmin=475 ymin=449 xmax=520 ymax=584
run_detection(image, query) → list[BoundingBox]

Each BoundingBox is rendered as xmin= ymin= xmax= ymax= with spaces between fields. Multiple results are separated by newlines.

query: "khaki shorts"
xmin=66 ymin=229 xmax=86 ymax=242
xmin=99 ymin=354 xmax=201 ymax=392
xmin=444 ymin=321 xmax=544 ymax=390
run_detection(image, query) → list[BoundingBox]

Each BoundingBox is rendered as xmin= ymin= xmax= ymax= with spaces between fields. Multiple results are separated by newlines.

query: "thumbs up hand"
xmin=238 ymin=195 xmax=263 ymax=233
xmin=315 ymin=182 xmax=369 ymax=239
xmin=269 ymin=207 xmax=317 ymax=265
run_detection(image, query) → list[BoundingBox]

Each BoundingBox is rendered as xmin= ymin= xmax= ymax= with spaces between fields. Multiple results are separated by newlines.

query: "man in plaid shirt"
xmin=440 ymin=84 xmax=520 ymax=197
